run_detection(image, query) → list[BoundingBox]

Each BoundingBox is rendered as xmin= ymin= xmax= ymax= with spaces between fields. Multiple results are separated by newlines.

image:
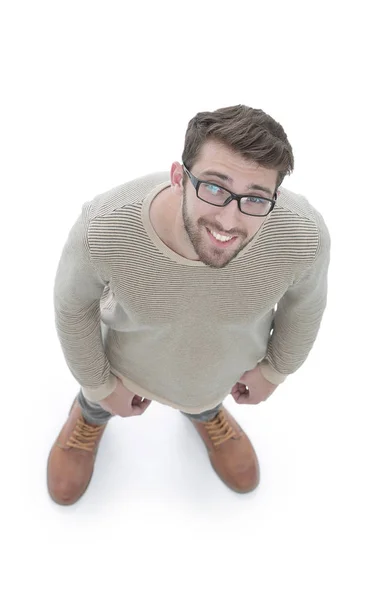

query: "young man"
xmin=48 ymin=105 xmax=330 ymax=505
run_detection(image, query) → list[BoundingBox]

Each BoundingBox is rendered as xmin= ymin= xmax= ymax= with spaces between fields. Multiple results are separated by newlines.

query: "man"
xmin=48 ymin=104 xmax=330 ymax=505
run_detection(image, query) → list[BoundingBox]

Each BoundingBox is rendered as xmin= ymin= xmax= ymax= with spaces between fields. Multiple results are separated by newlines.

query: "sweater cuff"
xmin=258 ymin=360 xmax=288 ymax=385
xmin=81 ymin=372 xmax=118 ymax=403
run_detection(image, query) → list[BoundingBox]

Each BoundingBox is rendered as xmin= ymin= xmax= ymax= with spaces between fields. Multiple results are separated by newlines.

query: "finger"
xmin=235 ymin=393 xmax=246 ymax=404
xmin=139 ymin=399 xmax=152 ymax=412
xmin=132 ymin=398 xmax=152 ymax=415
xmin=131 ymin=395 xmax=143 ymax=406
xmin=236 ymin=381 xmax=247 ymax=389
xmin=236 ymin=389 xmax=250 ymax=404
xmin=235 ymin=385 xmax=248 ymax=396
xmin=132 ymin=396 xmax=152 ymax=409
xmin=231 ymin=383 xmax=246 ymax=394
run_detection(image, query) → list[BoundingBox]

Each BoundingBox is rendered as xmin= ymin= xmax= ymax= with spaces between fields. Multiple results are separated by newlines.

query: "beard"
xmin=181 ymin=186 xmax=249 ymax=269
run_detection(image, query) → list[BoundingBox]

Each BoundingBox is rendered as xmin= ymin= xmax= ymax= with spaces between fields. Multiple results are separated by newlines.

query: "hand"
xmin=99 ymin=376 xmax=152 ymax=417
xmin=231 ymin=365 xmax=278 ymax=405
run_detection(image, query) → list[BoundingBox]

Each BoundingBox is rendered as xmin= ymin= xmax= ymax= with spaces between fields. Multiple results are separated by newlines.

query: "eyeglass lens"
xmin=199 ymin=182 xmax=272 ymax=216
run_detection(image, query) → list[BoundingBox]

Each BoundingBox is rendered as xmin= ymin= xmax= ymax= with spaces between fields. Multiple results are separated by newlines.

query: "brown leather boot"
xmin=188 ymin=407 xmax=260 ymax=493
xmin=47 ymin=398 xmax=108 ymax=505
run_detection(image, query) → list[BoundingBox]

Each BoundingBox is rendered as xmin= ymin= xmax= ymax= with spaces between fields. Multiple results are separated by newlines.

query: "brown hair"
xmin=182 ymin=104 xmax=294 ymax=190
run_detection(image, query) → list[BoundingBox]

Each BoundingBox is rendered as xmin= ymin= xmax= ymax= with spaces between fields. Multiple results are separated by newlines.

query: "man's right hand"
xmin=99 ymin=376 xmax=152 ymax=417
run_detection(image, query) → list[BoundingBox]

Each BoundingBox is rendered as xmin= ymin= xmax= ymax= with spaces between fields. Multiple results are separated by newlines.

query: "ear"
xmin=170 ymin=162 xmax=185 ymax=196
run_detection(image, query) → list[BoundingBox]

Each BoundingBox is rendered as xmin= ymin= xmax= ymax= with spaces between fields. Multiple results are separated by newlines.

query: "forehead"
xmin=194 ymin=139 xmax=277 ymax=189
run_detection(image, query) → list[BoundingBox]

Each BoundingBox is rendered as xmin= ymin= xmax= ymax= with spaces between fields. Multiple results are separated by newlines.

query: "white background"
xmin=1 ymin=1 xmax=390 ymax=598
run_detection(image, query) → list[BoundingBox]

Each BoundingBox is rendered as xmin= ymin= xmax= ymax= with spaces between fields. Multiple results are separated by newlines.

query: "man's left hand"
xmin=231 ymin=365 xmax=278 ymax=405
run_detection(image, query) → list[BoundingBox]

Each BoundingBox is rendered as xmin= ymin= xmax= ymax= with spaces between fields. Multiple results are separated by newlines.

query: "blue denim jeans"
xmin=77 ymin=389 xmax=222 ymax=425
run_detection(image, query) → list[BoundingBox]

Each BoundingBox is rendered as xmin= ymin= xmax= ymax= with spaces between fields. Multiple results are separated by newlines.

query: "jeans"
xmin=77 ymin=389 xmax=222 ymax=425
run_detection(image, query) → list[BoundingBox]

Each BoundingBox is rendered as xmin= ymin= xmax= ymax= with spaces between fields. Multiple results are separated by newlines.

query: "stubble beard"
xmin=181 ymin=187 xmax=248 ymax=269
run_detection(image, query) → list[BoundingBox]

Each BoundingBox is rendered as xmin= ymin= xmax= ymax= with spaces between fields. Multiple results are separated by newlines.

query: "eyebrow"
xmin=200 ymin=169 xmax=273 ymax=196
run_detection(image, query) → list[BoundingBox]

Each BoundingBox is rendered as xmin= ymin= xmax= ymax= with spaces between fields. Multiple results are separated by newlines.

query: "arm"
xmin=53 ymin=202 xmax=117 ymax=402
xmin=259 ymin=209 xmax=331 ymax=385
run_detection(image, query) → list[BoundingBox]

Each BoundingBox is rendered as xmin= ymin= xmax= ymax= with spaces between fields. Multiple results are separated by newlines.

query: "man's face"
xmin=176 ymin=140 xmax=278 ymax=269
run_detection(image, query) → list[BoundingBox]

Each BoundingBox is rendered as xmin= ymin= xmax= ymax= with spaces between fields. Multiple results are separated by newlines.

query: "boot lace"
xmin=66 ymin=418 xmax=104 ymax=452
xmin=204 ymin=410 xmax=237 ymax=447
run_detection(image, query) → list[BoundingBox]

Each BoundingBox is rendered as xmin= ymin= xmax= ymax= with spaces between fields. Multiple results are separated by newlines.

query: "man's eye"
xmin=206 ymin=184 xmax=223 ymax=195
xmin=245 ymin=196 xmax=269 ymax=205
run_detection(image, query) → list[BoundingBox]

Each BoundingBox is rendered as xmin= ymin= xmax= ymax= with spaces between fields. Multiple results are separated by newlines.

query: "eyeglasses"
xmin=182 ymin=164 xmax=276 ymax=217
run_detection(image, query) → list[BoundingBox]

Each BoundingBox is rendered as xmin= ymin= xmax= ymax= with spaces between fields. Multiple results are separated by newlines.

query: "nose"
xmin=214 ymin=198 xmax=242 ymax=233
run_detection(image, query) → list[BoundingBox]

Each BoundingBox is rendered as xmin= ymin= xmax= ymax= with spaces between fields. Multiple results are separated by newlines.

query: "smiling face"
xmin=171 ymin=139 xmax=279 ymax=268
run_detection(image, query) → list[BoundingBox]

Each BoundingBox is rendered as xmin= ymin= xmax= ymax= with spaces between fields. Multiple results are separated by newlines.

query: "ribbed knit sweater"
xmin=53 ymin=172 xmax=330 ymax=414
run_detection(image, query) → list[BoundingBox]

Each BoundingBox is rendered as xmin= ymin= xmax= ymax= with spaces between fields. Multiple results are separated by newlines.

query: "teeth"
xmin=209 ymin=229 xmax=233 ymax=242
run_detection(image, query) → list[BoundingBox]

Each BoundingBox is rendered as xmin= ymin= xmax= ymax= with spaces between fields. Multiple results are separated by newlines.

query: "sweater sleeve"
xmin=258 ymin=210 xmax=331 ymax=385
xmin=53 ymin=203 xmax=118 ymax=402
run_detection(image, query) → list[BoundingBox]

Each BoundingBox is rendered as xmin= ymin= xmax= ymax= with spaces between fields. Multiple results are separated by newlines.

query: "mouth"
xmin=205 ymin=227 xmax=239 ymax=248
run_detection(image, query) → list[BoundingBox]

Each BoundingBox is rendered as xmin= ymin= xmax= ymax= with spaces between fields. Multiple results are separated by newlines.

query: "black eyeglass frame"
xmin=182 ymin=164 xmax=277 ymax=217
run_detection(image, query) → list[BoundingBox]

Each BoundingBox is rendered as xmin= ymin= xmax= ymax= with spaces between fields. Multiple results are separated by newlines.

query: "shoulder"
xmin=273 ymin=186 xmax=330 ymax=252
xmin=254 ymin=187 xmax=330 ymax=278
xmin=84 ymin=171 xmax=170 ymax=220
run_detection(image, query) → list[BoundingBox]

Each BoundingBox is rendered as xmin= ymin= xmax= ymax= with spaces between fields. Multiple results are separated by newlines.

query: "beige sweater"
xmin=53 ymin=172 xmax=330 ymax=414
